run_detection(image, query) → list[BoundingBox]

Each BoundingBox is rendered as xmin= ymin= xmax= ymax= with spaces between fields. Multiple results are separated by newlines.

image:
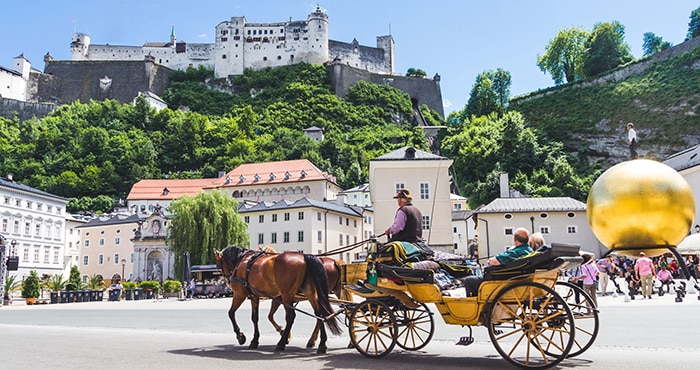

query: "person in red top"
xmin=634 ymin=252 xmax=656 ymax=299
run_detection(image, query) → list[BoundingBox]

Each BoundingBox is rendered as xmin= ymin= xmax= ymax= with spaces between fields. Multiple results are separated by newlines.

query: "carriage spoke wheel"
xmin=349 ymin=299 xmax=397 ymax=358
xmin=394 ymin=302 xmax=434 ymax=351
xmin=553 ymin=281 xmax=599 ymax=357
xmin=488 ymin=281 xmax=574 ymax=369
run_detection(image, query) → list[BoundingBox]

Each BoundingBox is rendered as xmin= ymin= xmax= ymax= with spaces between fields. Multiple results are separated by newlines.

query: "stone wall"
xmin=0 ymin=96 xmax=56 ymax=120
xmin=329 ymin=63 xmax=444 ymax=117
xmin=37 ymin=60 xmax=173 ymax=104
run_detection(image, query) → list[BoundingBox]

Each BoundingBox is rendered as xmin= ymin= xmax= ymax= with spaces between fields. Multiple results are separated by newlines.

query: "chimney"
xmin=499 ymin=173 xmax=509 ymax=198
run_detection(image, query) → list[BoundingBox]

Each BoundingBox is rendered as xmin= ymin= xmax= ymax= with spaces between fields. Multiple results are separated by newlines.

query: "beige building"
xmin=475 ymin=197 xmax=602 ymax=259
xmin=76 ymin=214 xmax=139 ymax=284
xmin=220 ymin=159 xmax=343 ymax=203
xmin=239 ymin=197 xmax=372 ymax=262
xmin=369 ymin=147 xmax=454 ymax=252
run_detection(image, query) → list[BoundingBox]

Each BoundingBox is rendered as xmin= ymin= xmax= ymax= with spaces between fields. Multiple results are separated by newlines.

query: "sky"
xmin=1 ymin=1 xmax=698 ymax=115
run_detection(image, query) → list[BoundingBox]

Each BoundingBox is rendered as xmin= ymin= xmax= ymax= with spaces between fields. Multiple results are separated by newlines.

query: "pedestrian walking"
xmin=635 ymin=252 xmax=656 ymax=299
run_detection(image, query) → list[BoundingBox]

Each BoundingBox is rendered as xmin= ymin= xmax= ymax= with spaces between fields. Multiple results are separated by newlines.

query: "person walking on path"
xmin=627 ymin=123 xmax=638 ymax=159
xmin=635 ymin=252 xmax=656 ymax=299
xmin=580 ymin=257 xmax=599 ymax=308
xmin=596 ymin=256 xmax=615 ymax=296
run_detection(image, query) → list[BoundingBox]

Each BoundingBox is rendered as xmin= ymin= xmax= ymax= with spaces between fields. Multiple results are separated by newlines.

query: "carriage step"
xmin=345 ymin=283 xmax=374 ymax=295
xmin=456 ymin=336 xmax=474 ymax=346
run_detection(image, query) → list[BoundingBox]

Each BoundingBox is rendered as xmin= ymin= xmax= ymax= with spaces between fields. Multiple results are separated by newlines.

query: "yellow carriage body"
xmin=341 ymin=245 xmax=579 ymax=327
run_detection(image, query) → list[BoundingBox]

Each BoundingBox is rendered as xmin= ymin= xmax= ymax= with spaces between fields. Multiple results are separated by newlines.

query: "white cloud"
xmin=442 ymin=99 xmax=452 ymax=109
xmin=198 ymin=33 xmax=207 ymax=40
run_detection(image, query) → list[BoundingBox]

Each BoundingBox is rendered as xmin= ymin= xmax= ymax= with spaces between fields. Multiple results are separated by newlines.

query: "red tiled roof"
xmin=126 ymin=178 xmax=219 ymax=200
xmin=218 ymin=159 xmax=336 ymax=188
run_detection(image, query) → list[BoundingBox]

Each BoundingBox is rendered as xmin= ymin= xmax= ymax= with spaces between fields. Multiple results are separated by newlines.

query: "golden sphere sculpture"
xmin=587 ymin=159 xmax=695 ymax=257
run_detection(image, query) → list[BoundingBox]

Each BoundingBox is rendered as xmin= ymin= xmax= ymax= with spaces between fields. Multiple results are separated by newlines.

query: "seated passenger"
xmin=487 ymin=228 xmax=534 ymax=267
xmin=528 ymin=232 xmax=547 ymax=251
xmin=459 ymin=228 xmax=533 ymax=296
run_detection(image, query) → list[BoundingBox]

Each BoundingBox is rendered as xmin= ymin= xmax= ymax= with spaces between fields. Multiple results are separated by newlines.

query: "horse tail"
xmin=304 ymin=254 xmax=342 ymax=335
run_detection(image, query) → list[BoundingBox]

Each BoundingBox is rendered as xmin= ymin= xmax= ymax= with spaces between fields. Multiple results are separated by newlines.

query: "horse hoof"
xmin=275 ymin=345 xmax=285 ymax=352
xmin=248 ymin=342 xmax=258 ymax=350
xmin=237 ymin=334 xmax=246 ymax=345
xmin=306 ymin=341 xmax=315 ymax=349
xmin=316 ymin=345 xmax=327 ymax=354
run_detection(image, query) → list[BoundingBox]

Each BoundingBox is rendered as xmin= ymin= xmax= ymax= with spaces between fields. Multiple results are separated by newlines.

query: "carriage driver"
xmin=385 ymin=189 xmax=424 ymax=243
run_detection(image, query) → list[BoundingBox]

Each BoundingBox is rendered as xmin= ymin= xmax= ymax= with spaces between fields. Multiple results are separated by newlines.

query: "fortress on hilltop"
xmin=69 ymin=6 xmax=394 ymax=77
xmin=2 ymin=6 xmax=444 ymax=119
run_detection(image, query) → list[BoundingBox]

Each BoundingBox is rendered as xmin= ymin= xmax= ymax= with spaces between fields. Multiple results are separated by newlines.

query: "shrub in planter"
xmin=162 ymin=280 xmax=182 ymax=293
xmin=139 ymin=280 xmax=160 ymax=299
xmin=22 ymin=270 xmax=41 ymax=304
xmin=161 ymin=280 xmax=182 ymax=298
xmin=4 ymin=275 xmax=21 ymax=304
xmin=47 ymin=274 xmax=66 ymax=304
xmin=139 ymin=281 xmax=160 ymax=293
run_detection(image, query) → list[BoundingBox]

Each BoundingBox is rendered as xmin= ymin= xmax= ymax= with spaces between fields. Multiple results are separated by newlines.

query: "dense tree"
xmin=406 ymin=68 xmax=427 ymax=77
xmin=583 ymin=21 xmax=634 ymax=77
xmin=441 ymin=111 xmax=598 ymax=208
xmin=642 ymin=32 xmax=672 ymax=56
xmin=688 ymin=6 xmax=700 ymax=40
xmin=167 ymin=190 xmax=249 ymax=268
xmin=465 ymin=69 xmax=511 ymax=118
xmin=537 ymin=27 xmax=589 ymax=84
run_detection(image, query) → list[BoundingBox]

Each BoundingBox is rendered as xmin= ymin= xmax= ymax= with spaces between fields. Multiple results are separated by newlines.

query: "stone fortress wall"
xmin=70 ymin=7 xmax=390 ymax=78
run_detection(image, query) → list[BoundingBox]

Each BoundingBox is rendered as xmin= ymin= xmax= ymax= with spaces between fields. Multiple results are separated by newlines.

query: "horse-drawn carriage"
xmin=337 ymin=239 xmax=598 ymax=369
xmin=218 ymin=238 xmax=599 ymax=369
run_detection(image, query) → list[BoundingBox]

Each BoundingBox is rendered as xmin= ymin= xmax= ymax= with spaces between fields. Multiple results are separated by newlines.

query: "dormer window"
xmin=269 ymin=173 xmax=275 ymax=180
xmin=284 ymin=171 xmax=291 ymax=180
xmin=239 ymin=175 xmax=245 ymax=183
xmin=225 ymin=176 xmax=232 ymax=184
xmin=254 ymin=174 xmax=260 ymax=182
xmin=300 ymin=170 xmax=307 ymax=179
xmin=162 ymin=188 xmax=169 ymax=195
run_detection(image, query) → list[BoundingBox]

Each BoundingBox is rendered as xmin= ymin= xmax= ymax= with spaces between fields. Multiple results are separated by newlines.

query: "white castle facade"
xmin=69 ymin=7 xmax=395 ymax=78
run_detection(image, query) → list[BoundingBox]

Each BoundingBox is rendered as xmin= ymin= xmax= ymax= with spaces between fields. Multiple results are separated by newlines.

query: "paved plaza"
xmin=1 ymin=282 xmax=699 ymax=369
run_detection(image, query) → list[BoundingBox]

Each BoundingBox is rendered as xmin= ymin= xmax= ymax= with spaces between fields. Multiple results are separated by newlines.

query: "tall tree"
xmin=688 ymin=6 xmax=700 ymax=40
xmin=167 ymin=190 xmax=249 ymax=267
xmin=537 ymin=27 xmax=589 ymax=84
xmin=465 ymin=69 xmax=511 ymax=118
xmin=583 ymin=21 xmax=634 ymax=77
xmin=642 ymin=32 xmax=672 ymax=56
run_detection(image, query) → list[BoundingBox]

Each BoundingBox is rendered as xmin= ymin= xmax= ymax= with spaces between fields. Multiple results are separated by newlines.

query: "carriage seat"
xmin=483 ymin=243 xmax=581 ymax=281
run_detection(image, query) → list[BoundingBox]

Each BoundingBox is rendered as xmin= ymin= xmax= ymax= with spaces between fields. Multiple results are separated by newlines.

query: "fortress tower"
xmin=70 ymin=33 xmax=91 ymax=60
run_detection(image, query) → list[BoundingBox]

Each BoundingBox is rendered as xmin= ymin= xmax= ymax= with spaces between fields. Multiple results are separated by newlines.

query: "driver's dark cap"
xmin=393 ymin=189 xmax=412 ymax=200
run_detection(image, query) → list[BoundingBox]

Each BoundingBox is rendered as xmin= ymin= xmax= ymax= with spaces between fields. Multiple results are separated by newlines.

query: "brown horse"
xmin=267 ymin=255 xmax=348 ymax=348
xmin=217 ymin=245 xmax=342 ymax=353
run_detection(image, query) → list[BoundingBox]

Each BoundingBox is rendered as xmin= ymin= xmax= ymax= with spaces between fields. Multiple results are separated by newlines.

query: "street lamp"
xmin=121 ymin=259 xmax=126 ymax=281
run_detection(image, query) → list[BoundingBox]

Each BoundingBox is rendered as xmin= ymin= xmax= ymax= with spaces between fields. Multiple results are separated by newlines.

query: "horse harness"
xmin=229 ymin=250 xmax=268 ymax=299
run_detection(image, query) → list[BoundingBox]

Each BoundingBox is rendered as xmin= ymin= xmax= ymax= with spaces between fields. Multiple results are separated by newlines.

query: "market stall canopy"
xmin=677 ymin=233 xmax=700 ymax=255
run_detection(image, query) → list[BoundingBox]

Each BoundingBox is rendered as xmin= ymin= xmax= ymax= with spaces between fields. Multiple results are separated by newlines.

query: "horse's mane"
xmin=221 ymin=245 xmax=248 ymax=267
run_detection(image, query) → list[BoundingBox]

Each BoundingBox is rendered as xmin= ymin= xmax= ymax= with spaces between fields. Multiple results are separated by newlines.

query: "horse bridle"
xmin=227 ymin=248 xmax=266 ymax=299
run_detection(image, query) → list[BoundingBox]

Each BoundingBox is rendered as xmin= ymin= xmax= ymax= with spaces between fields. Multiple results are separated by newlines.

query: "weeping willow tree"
xmin=167 ymin=190 xmax=249 ymax=272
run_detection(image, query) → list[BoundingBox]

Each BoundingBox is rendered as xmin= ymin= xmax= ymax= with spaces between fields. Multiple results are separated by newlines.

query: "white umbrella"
xmin=676 ymin=233 xmax=700 ymax=255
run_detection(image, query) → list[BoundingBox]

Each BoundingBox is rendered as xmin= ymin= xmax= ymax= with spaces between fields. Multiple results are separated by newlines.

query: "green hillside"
xmin=511 ymin=44 xmax=700 ymax=165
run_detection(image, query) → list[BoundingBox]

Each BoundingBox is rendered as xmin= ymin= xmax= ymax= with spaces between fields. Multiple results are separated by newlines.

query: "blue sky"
xmin=2 ymin=1 xmax=697 ymax=115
